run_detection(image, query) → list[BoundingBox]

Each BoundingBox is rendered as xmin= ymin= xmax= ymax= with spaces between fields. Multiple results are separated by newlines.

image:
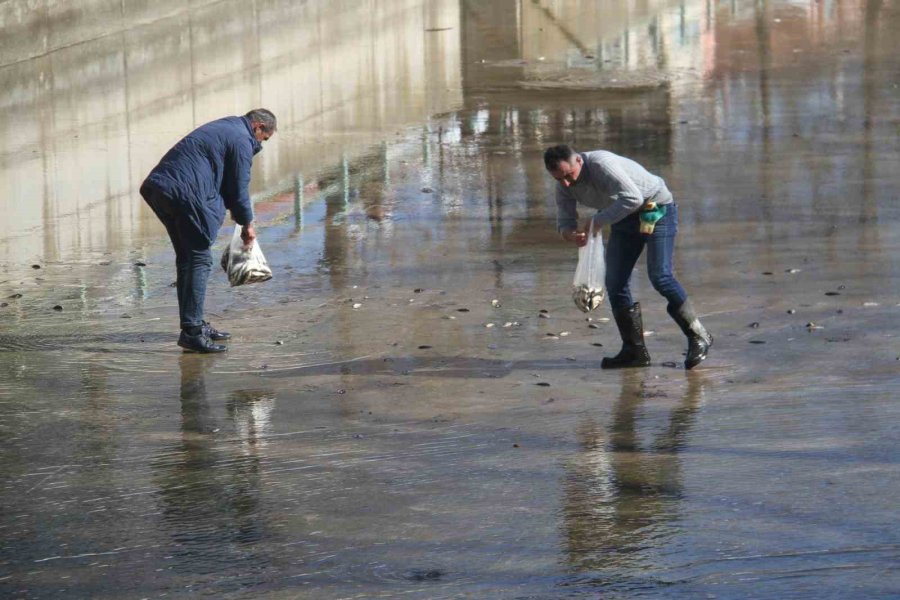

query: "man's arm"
xmin=591 ymin=159 xmax=644 ymax=227
xmin=556 ymin=186 xmax=589 ymax=246
xmin=558 ymin=186 xmax=593 ymax=246
xmin=224 ymin=140 xmax=256 ymax=247
xmin=224 ymin=140 xmax=255 ymax=227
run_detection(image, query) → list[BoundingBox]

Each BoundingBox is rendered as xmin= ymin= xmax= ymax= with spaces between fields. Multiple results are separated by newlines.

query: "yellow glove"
xmin=639 ymin=202 xmax=667 ymax=235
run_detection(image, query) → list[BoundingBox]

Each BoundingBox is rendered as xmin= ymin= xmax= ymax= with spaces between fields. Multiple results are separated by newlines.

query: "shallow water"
xmin=2 ymin=0 xmax=900 ymax=598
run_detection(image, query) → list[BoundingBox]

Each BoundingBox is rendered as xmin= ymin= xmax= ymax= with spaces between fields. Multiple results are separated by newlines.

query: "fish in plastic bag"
xmin=220 ymin=226 xmax=273 ymax=287
xmin=572 ymin=224 xmax=605 ymax=312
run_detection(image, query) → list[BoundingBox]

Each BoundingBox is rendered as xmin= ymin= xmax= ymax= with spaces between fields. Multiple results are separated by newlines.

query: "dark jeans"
xmin=605 ymin=202 xmax=688 ymax=312
xmin=140 ymin=183 xmax=213 ymax=331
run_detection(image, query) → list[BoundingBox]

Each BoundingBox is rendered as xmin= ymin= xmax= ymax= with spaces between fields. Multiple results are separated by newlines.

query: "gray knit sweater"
xmin=555 ymin=151 xmax=673 ymax=232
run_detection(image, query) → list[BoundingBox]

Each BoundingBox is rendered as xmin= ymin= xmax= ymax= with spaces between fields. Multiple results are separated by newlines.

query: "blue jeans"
xmin=605 ymin=202 xmax=688 ymax=312
xmin=141 ymin=184 xmax=213 ymax=331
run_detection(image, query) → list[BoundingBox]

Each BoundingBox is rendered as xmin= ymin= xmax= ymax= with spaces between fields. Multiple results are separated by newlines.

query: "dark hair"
xmin=245 ymin=108 xmax=277 ymax=133
xmin=543 ymin=144 xmax=576 ymax=171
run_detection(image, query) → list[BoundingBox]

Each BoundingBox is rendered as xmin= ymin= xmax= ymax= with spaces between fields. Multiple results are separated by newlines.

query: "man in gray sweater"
xmin=544 ymin=144 xmax=712 ymax=369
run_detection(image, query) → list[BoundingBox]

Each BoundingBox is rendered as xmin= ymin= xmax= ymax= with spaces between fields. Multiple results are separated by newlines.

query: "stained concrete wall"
xmin=0 ymin=0 xmax=201 ymax=66
xmin=0 ymin=0 xmax=462 ymax=264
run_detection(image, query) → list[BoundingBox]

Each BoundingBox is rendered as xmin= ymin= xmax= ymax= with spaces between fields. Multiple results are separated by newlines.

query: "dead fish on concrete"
xmin=405 ymin=569 xmax=443 ymax=582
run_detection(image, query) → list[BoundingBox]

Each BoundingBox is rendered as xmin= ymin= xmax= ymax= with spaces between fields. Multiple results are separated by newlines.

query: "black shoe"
xmin=202 ymin=320 xmax=231 ymax=341
xmin=601 ymin=302 xmax=651 ymax=369
xmin=178 ymin=330 xmax=227 ymax=353
xmin=668 ymin=299 xmax=713 ymax=370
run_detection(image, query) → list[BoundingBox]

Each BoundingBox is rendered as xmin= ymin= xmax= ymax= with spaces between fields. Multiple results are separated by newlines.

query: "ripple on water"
xmin=211 ymin=351 xmax=372 ymax=375
xmin=0 ymin=332 xmax=174 ymax=353
xmin=292 ymin=559 xmax=460 ymax=588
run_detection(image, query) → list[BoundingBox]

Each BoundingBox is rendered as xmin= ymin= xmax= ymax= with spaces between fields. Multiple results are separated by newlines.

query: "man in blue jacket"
xmin=140 ymin=109 xmax=277 ymax=353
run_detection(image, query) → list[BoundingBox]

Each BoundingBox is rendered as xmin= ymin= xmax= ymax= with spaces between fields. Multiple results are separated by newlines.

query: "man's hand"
xmin=562 ymin=230 xmax=588 ymax=247
xmin=241 ymin=223 xmax=257 ymax=249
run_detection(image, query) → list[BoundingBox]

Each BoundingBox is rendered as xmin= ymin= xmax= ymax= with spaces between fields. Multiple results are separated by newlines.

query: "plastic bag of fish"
xmin=220 ymin=226 xmax=273 ymax=287
xmin=572 ymin=224 xmax=605 ymax=312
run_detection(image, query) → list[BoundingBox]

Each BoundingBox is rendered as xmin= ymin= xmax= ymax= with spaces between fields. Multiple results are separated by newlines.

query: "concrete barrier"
xmin=0 ymin=0 xmax=463 ymax=266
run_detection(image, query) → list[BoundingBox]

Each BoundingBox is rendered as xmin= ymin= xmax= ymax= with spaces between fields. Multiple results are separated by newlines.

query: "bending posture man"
xmin=544 ymin=144 xmax=712 ymax=369
xmin=140 ymin=109 xmax=277 ymax=353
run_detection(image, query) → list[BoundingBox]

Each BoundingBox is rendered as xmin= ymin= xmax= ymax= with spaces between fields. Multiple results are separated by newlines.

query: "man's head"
xmin=246 ymin=109 xmax=277 ymax=142
xmin=544 ymin=144 xmax=583 ymax=188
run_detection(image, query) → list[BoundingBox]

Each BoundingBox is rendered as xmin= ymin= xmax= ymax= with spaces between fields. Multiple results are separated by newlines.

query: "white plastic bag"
xmin=572 ymin=225 xmax=605 ymax=312
xmin=220 ymin=226 xmax=273 ymax=287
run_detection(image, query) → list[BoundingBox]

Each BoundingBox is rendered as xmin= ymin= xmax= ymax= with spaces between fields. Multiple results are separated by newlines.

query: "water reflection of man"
xmin=152 ymin=357 xmax=269 ymax=568
xmin=544 ymin=145 xmax=712 ymax=370
xmin=562 ymin=372 xmax=703 ymax=572
xmin=140 ymin=109 xmax=277 ymax=353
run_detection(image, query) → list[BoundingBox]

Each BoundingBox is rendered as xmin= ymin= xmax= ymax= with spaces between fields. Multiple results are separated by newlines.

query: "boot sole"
xmin=685 ymin=356 xmax=706 ymax=370
xmin=601 ymin=360 xmax=651 ymax=369
xmin=178 ymin=343 xmax=227 ymax=354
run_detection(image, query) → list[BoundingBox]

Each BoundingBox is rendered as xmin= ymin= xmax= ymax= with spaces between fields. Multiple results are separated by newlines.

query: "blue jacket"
xmin=143 ymin=116 xmax=262 ymax=244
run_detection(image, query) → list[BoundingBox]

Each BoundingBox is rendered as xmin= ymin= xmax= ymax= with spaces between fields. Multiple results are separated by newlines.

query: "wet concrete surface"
xmin=2 ymin=0 xmax=900 ymax=598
